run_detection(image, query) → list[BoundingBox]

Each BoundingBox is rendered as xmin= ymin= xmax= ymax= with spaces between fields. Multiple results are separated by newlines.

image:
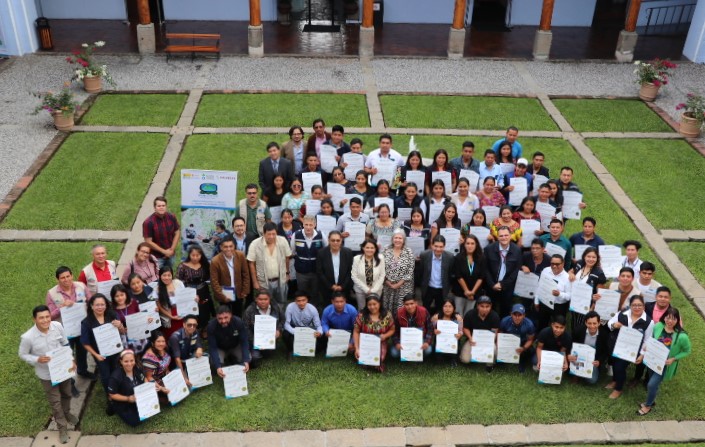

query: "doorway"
xmin=592 ymin=0 xmax=627 ymax=27
xmin=471 ymin=0 xmax=510 ymax=31
xmin=126 ymin=0 xmax=164 ymax=25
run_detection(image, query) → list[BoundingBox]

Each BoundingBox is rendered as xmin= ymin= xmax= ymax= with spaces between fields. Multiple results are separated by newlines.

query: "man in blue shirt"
xmin=283 ymin=291 xmax=323 ymax=359
xmin=492 ymin=126 xmax=522 ymax=159
xmin=320 ymin=292 xmax=359 ymax=355
xmin=498 ymin=304 xmax=536 ymax=372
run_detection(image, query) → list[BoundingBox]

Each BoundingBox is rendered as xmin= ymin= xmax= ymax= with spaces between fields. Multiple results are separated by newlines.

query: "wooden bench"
xmin=165 ymin=33 xmax=221 ymax=61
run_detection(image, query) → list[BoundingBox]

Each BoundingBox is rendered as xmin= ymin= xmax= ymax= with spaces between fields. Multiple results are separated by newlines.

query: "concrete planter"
xmin=679 ymin=113 xmax=702 ymax=138
xmin=639 ymin=82 xmax=660 ymax=102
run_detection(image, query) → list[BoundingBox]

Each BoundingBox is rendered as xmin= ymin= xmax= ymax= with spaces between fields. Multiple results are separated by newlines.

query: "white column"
xmin=683 ymin=0 xmax=705 ymax=63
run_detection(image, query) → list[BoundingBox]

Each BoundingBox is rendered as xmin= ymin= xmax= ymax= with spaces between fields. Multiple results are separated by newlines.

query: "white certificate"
xmin=316 ymin=215 xmax=337 ymax=236
xmin=520 ymin=220 xmax=540 ymax=248
xmin=93 ymin=323 xmax=123 ymax=357
xmin=569 ymin=343 xmax=596 ymax=379
xmin=60 ymin=303 xmax=87 ymax=339
xmin=374 ymin=197 xmax=395 ymax=216
xmin=396 ymin=207 xmax=412 ymax=222
xmin=514 ymin=272 xmax=540 ymax=299
xmin=305 ymin=199 xmax=321 ymax=217
xmin=222 ymin=287 xmax=235 ymax=302
xmin=459 ymin=169 xmax=480 ymax=193
xmin=162 ymin=369 xmax=190 ymax=406
xmin=470 ymin=329 xmax=495 ymax=363
xmin=538 ymin=350 xmax=564 ymax=385
xmin=508 ymin=177 xmax=528 ymax=206
xmin=405 ymin=170 xmax=426 ymax=196
xmin=496 ymin=333 xmax=521 ymax=364
xmin=468 ymin=226 xmax=491 ymax=249
xmin=569 ymin=282 xmax=593 ymax=315
xmin=535 ymin=202 xmax=556 ymax=232
xmin=428 ymin=203 xmax=444 ymax=224
xmin=532 ymin=175 xmax=548 ymax=195
xmin=222 ymin=365 xmax=248 ymax=399
xmin=326 ymin=183 xmax=347 ymax=212
xmin=562 ymin=191 xmax=583 ymax=220
xmin=185 ymin=356 xmax=212 ymax=389
xmin=172 ymin=287 xmax=199 ymax=317
xmin=358 ymin=333 xmax=381 ymax=366
xmin=269 ymin=206 xmax=282 ymax=225
xmin=406 ymin=237 xmax=425 ymax=257
xmin=536 ymin=276 xmax=558 ymax=309
xmin=326 ymin=329 xmax=351 ymax=358
xmin=253 ymin=315 xmax=277 ymax=350
xmin=435 ymin=320 xmax=459 ymax=354
xmin=643 ymin=337 xmax=670 ymax=376
xmin=293 ymin=327 xmax=316 ymax=357
xmin=377 ymin=234 xmax=392 ymax=249
xmin=139 ymin=301 xmax=162 ymax=331
xmin=440 ymin=228 xmax=461 ymax=255
xmin=343 ymin=153 xmax=364 ymax=181
xmin=594 ymin=289 xmax=620 ymax=321
xmin=432 ymin=171 xmax=452 ymax=195
xmin=573 ymin=244 xmax=589 ymax=262
xmin=47 ymin=346 xmax=75 ymax=386
xmin=500 ymin=163 xmax=515 ymax=175
xmin=457 ymin=206 xmax=474 ymax=227
xmin=126 ymin=312 xmax=152 ymax=340
xmin=400 ymin=327 xmax=423 ymax=362
xmin=371 ymin=158 xmax=396 ymax=185
xmin=612 ymin=326 xmax=643 ymax=363
xmin=134 ymin=382 xmax=160 ymax=421
xmin=320 ymin=144 xmax=339 ymax=173
xmin=96 ymin=279 xmax=120 ymax=298
xmin=482 ymin=205 xmax=500 ymax=223
xmin=599 ymin=245 xmax=622 ymax=278
xmin=642 ymin=287 xmax=657 ymax=304
xmin=344 ymin=221 xmax=366 ymax=249
xmin=545 ymin=242 xmax=567 ymax=259
xmin=342 ymin=194 xmax=364 ymax=214
xmin=302 ymin=172 xmax=323 ymax=194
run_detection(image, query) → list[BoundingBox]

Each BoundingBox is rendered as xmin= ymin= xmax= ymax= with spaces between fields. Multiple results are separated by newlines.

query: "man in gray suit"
xmin=418 ymin=235 xmax=454 ymax=314
xmin=259 ymin=142 xmax=295 ymax=192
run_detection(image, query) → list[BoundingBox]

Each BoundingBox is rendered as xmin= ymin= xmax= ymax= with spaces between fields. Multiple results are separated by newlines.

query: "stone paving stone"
xmin=405 ymin=427 xmax=447 ymax=446
xmin=0 ymin=437 xmax=33 ymax=447
xmin=563 ymin=423 xmax=608 ymax=443
xmin=686 ymin=230 xmax=705 ymax=240
xmin=76 ymin=435 xmax=117 ymax=447
xmin=151 ymin=433 xmax=195 ymax=447
xmin=281 ymin=430 xmax=324 ymax=447
xmin=41 ymin=230 xmax=76 ymax=240
xmin=660 ymin=229 xmax=689 ymax=241
xmin=362 ymin=427 xmax=405 ymax=447
xmin=445 ymin=425 xmax=486 ymax=445
xmin=31 ymin=431 xmax=80 ymax=447
xmin=642 ymin=420 xmax=687 ymax=442
xmin=115 ymin=433 xmax=160 ymax=447
xmin=603 ymin=421 xmax=648 ymax=442
xmin=678 ymin=421 xmax=705 ymax=441
xmin=0 ymin=229 xmax=19 ymax=240
xmin=325 ymin=429 xmax=364 ymax=447
xmin=197 ymin=432 xmax=243 ymax=447
xmin=241 ymin=431 xmax=283 ymax=447
xmin=526 ymin=424 xmax=567 ymax=444
xmin=486 ymin=424 xmax=527 ymax=445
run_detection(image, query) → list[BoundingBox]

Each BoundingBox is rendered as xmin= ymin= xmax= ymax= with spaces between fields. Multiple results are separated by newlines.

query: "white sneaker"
xmin=607 ymin=365 xmax=613 ymax=377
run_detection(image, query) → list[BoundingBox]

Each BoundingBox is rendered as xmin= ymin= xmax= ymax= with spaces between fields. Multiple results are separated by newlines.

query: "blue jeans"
xmin=645 ymin=370 xmax=664 ymax=406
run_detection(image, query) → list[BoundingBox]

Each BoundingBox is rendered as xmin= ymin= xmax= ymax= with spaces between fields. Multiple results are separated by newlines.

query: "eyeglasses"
xmin=184 ymin=323 xmax=197 ymax=327
xmin=631 ymin=304 xmax=644 ymax=308
xmin=292 ymin=184 xmax=302 ymax=188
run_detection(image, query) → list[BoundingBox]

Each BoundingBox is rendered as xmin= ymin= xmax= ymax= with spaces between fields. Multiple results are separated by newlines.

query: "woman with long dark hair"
xmin=141 ymin=331 xmax=172 ymax=405
xmin=425 ymin=149 xmax=456 ymax=195
xmin=351 ymin=239 xmax=386 ymax=310
xmin=353 ymin=293 xmax=395 ymax=373
xmin=178 ymin=245 xmax=214 ymax=338
xmin=150 ymin=266 xmax=186 ymax=339
xmin=452 ymin=234 xmax=486 ymax=317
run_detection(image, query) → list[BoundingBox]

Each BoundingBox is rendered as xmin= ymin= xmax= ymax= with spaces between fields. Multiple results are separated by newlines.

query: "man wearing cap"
xmin=502 ymin=158 xmax=533 ymax=204
xmin=459 ymin=295 xmax=500 ymax=371
xmin=498 ymin=304 xmax=536 ymax=372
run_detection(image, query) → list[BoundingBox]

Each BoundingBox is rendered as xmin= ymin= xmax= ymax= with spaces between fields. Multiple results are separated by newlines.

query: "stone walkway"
xmin=2 ymin=54 xmax=705 ymax=445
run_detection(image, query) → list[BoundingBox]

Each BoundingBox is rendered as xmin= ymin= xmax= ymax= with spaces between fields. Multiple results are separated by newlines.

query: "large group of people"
xmin=19 ymin=120 xmax=691 ymax=439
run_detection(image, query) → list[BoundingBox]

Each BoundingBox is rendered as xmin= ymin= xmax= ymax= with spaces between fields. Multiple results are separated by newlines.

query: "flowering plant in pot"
xmin=676 ymin=93 xmax=705 ymax=137
xmin=633 ymin=58 xmax=677 ymax=101
xmin=31 ymin=83 xmax=79 ymax=131
xmin=66 ymin=41 xmax=116 ymax=92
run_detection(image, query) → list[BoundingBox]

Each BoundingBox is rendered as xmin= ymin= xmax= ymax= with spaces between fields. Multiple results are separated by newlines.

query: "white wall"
xmin=0 ymin=0 xmax=39 ymax=56
xmin=683 ymin=0 xmax=705 ymax=62
xmin=382 ymin=0 xmax=455 ymax=24
xmin=638 ymin=0 xmax=697 ymax=26
xmin=39 ymin=0 xmax=126 ymax=19
xmin=509 ymin=0 xmax=597 ymax=27
xmin=164 ymin=0 xmax=278 ymax=21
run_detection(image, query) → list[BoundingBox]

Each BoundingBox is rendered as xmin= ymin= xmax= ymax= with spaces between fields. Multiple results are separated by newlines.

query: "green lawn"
xmin=79 ymin=94 xmax=188 ymax=127
xmin=552 ymin=99 xmax=674 ymax=133
xmin=379 ymin=96 xmax=559 ymax=130
xmin=194 ymin=93 xmax=370 ymax=128
xmin=587 ymin=138 xmax=705 ymax=230
xmin=0 ymin=242 xmax=123 ymax=436
xmin=0 ymin=132 xmax=168 ymax=231
xmin=670 ymin=242 xmax=705 ymax=288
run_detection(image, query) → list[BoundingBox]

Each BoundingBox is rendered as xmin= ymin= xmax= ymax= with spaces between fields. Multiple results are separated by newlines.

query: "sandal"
xmin=604 ymin=381 xmax=616 ymax=390
xmin=638 ymin=406 xmax=652 ymax=416
xmin=608 ymin=390 xmax=622 ymax=399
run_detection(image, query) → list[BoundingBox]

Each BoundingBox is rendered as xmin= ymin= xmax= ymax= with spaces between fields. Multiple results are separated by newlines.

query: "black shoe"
xmin=450 ymin=359 xmax=458 ymax=368
xmin=105 ymin=404 xmax=115 ymax=416
xmin=485 ymin=365 xmax=494 ymax=373
xmin=78 ymin=371 xmax=97 ymax=381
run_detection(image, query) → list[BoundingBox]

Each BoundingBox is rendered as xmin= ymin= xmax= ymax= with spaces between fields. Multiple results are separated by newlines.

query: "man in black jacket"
xmin=485 ymin=226 xmax=523 ymax=317
xmin=317 ymin=231 xmax=354 ymax=303
xmin=569 ymin=310 xmax=609 ymax=385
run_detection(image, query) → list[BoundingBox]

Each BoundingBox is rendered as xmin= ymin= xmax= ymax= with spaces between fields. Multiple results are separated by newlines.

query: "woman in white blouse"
xmin=351 ymin=238 xmax=386 ymax=310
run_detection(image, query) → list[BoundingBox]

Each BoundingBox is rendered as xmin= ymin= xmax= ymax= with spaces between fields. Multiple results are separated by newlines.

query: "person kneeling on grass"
xmin=459 ymin=295 xmax=500 ymax=372
xmin=390 ymin=294 xmax=434 ymax=360
xmin=107 ymin=350 xmax=147 ymax=427
xmin=533 ymin=314 xmax=571 ymax=373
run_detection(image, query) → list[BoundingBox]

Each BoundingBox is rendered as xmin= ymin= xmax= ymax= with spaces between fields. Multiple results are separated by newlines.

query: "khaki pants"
xmin=41 ymin=378 xmax=72 ymax=430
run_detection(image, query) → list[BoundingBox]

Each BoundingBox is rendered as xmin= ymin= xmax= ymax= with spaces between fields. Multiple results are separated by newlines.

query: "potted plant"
xmin=633 ymin=58 xmax=676 ymax=102
xmin=676 ymin=93 xmax=705 ymax=138
xmin=66 ymin=41 xmax=116 ymax=93
xmin=32 ymin=83 xmax=80 ymax=131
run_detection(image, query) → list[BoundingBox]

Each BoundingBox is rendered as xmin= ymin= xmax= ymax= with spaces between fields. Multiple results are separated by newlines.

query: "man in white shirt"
xmin=336 ymin=197 xmax=370 ymax=254
xmin=534 ymin=254 xmax=571 ymax=332
xmin=364 ymin=134 xmax=405 ymax=187
xmin=478 ymin=149 xmax=504 ymax=188
xmin=632 ymin=261 xmax=661 ymax=303
xmin=19 ymin=305 xmax=78 ymax=444
xmin=621 ymin=240 xmax=643 ymax=275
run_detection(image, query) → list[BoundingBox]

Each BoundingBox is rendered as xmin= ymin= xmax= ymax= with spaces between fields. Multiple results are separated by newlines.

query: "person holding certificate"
xmin=512 ymin=197 xmax=543 ymax=239
xmin=603 ymin=267 xmax=640 ymax=312
xmin=432 ymin=300 xmax=464 ymax=366
xmin=107 ymin=350 xmax=147 ymax=427
xmin=498 ymin=304 xmax=536 ymax=372
xmin=178 ymin=245 xmax=214 ymax=338
xmin=451 ymin=177 xmax=480 ymax=218
xmin=298 ymin=184 xmax=323 ymax=219
xmin=364 ymin=134 xmax=405 ymax=188
xmin=501 ymin=158 xmax=533 ymax=204
xmin=605 ymin=295 xmax=654 ymax=399
xmin=390 ymin=295 xmax=434 ymax=360
xmin=568 ymin=247 xmax=607 ymax=329
xmin=490 ymin=205 xmax=522 ymax=246
xmin=460 ymin=209 xmax=492 ymax=245
xmin=365 ymin=204 xmax=400 ymax=247
xmin=424 ymin=180 xmax=451 ymax=224
xmin=168 ymin=315 xmax=203 ymax=381
xmin=78 ymin=244 xmax=119 ymax=294
xmin=243 ymin=289 xmax=283 ymax=368
xmin=353 ymin=294 xmax=395 ymax=372
xmin=150 ymin=266 xmax=186 ymax=339
xmin=568 ymin=217 xmax=606 ymax=262
xmin=425 ymin=149 xmax=456 ymax=196
xmin=207 ymin=305 xmax=251 ymax=375
xmin=111 ymin=284 xmax=148 ymax=355
xmin=534 ymin=255 xmax=572 ymax=332
xmin=364 ymin=180 xmax=395 ymax=217
xmin=351 ymin=239 xmax=386 ymax=310
xmin=450 ymin=141 xmax=480 ymax=176
xmin=533 ymin=315 xmax=571 ymax=374
xmin=539 ymin=219 xmax=573 ymax=271
xmin=556 ymin=167 xmax=587 ymax=210
xmin=398 ymin=151 xmax=427 ymax=197
xmin=430 ymin=203 xmax=462 ymax=246
xmin=394 ymin=182 xmax=426 ymax=221
xmin=569 ymin=311 xmax=609 ymax=384
xmin=382 ymin=230 xmax=416 ymax=314
xmin=320 ymin=292 xmax=359 ymax=355
xmin=459 ymin=296 xmax=500 ymax=370
xmin=19 ymin=305 xmax=78 ymax=443
xmin=281 ymin=179 xmax=310 ymax=223
xmin=401 ymin=207 xmax=431 ymax=246
xmin=476 ymin=177 xmax=506 ymax=208
xmin=283 ymin=291 xmax=323 ymax=359
xmin=452 ymin=235 xmax=486 ymax=317
xmin=81 ymin=294 xmax=122 ymax=414
xmin=638 ymin=307 xmax=691 ymax=415
xmin=141 ymin=331 xmax=172 ymax=404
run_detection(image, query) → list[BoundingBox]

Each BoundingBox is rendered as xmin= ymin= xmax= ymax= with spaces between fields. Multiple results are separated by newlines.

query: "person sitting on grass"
xmin=283 ymin=291 xmax=323 ymax=359
xmin=353 ymin=293 xmax=395 ymax=373
xmin=141 ymin=331 xmax=172 ymax=405
xmin=459 ymin=295 xmax=500 ymax=371
xmin=390 ymin=294 xmax=434 ymax=360
xmin=168 ymin=314 xmax=203 ymax=385
xmin=320 ymin=292 xmax=359 ymax=355
xmin=533 ymin=314 xmax=571 ymax=374
xmin=107 ymin=349 xmax=146 ymax=428
xmin=498 ymin=304 xmax=536 ymax=373
xmin=243 ymin=289 xmax=283 ymax=369
xmin=208 ymin=305 xmax=251 ymax=377
xmin=432 ymin=299 xmax=464 ymax=366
